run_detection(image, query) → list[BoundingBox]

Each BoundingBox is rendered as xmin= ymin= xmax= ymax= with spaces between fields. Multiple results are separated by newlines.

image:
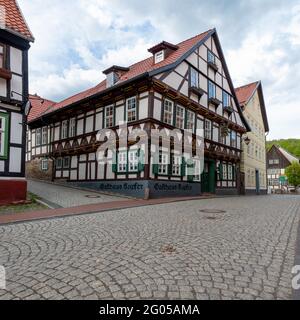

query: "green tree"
xmin=285 ymin=162 xmax=300 ymax=190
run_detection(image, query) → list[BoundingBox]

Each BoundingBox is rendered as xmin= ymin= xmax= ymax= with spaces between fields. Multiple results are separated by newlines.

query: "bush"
xmin=285 ymin=162 xmax=300 ymax=190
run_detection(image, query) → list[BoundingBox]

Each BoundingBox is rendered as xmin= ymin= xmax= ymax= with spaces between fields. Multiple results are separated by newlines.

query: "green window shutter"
xmin=112 ymin=151 xmax=117 ymax=173
xmin=138 ymin=149 xmax=145 ymax=172
xmin=152 ymin=153 xmax=159 ymax=175
xmin=181 ymin=157 xmax=186 ymax=177
xmin=219 ymin=163 xmax=223 ymax=181
xmin=187 ymin=159 xmax=194 ymax=182
xmin=0 ymin=113 xmax=9 ymax=160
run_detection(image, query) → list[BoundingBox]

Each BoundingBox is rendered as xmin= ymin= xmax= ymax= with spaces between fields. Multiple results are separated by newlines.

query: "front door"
xmin=201 ymin=160 xmax=216 ymax=193
xmin=255 ymin=169 xmax=260 ymax=195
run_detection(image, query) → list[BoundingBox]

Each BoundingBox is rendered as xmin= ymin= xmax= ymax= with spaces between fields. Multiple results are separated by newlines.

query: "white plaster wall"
xmin=139 ymin=97 xmax=148 ymax=119
xmin=9 ymin=147 xmax=21 ymax=173
xmin=10 ymin=47 xmax=23 ymax=75
xmin=10 ymin=112 xmax=23 ymax=144
xmin=0 ymin=78 xmax=7 ymax=97
xmin=11 ymin=75 xmax=23 ymax=101
xmin=85 ymin=116 xmax=94 ymax=133
xmin=115 ymin=106 xmax=124 ymax=125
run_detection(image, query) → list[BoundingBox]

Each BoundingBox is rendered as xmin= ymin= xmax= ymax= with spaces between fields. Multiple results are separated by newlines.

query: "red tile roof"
xmin=28 ymin=94 xmax=55 ymax=122
xmin=0 ymin=0 xmax=34 ymax=41
xmin=29 ymin=29 xmax=213 ymax=122
xmin=235 ymin=81 xmax=259 ymax=106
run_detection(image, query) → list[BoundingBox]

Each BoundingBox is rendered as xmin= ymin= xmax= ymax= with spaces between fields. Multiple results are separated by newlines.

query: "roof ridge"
xmin=235 ymin=81 xmax=260 ymax=91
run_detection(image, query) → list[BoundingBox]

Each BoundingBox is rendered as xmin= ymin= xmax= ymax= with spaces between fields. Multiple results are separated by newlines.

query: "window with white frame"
xmin=274 ymin=159 xmax=279 ymax=164
xmin=36 ymin=128 xmax=42 ymax=146
xmin=223 ymin=91 xmax=230 ymax=107
xmin=208 ymin=50 xmax=215 ymax=64
xmin=126 ymin=97 xmax=137 ymax=122
xmin=163 ymin=99 xmax=174 ymax=125
xmin=61 ymin=120 xmax=68 ymax=139
xmin=193 ymin=159 xmax=201 ymax=181
xmin=69 ymin=118 xmax=76 ymax=137
xmin=154 ymin=50 xmax=164 ymax=64
xmin=105 ymin=105 xmax=114 ymax=128
xmin=228 ymin=164 xmax=233 ymax=180
xmin=175 ymin=105 xmax=185 ymax=129
xmin=56 ymin=158 xmax=62 ymax=169
xmin=186 ymin=110 xmax=195 ymax=131
xmin=158 ymin=153 xmax=169 ymax=175
xmin=208 ymin=81 xmax=216 ymax=99
xmin=118 ymin=151 xmax=127 ymax=173
xmin=41 ymin=159 xmax=48 ymax=171
xmin=231 ymin=131 xmax=237 ymax=148
xmin=42 ymin=127 xmax=47 ymax=145
xmin=190 ymin=67 xmax=199 ymax=88
xmin=128 ymin=150 xmax=139 ymax=172
xmin=204 ymin=120 xmax=212 ymax=140
xmin=63 ymin=157 xmax=70 ymax=169
xmin=0 ymin=113 xmax=9 ymax=158
xmin=172 ymin=155 xmax=181 ymax=176
xmin=222 ymin=163 xmax=228 ymax=180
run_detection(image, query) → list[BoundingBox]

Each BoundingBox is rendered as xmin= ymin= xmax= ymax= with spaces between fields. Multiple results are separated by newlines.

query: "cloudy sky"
xmin=18 ymin=0 xmax=300 ymax=140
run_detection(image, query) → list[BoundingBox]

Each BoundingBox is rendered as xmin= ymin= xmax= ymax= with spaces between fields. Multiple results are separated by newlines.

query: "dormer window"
xmin=106 ymin=72 xmax=119 ymax=88
xmin=103 ymin=65 xmax=129 ymax=89
xmin=154 ymin=50 xmax=164 ymax=64
xmin=148 ymin=41 xmax=179 ymax=65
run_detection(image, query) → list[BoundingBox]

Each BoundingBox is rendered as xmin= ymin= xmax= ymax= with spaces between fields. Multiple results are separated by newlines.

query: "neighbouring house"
xmin=26 ymin=28 xmax=250 ymax=199
xmin=0 ymin=0 xmax=34 ymax=204
xmin=267 ymin=145 xmax=300 ymax=191
xmin=235 ymin=81 xmax=269 ymax=195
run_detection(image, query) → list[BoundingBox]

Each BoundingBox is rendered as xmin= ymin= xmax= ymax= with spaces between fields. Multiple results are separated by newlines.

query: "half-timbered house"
xmin=26 ymin=28 xmax=250 ymax=198
xmin=0 ymin=0 xmax=34 ymax=204
xmin=267 ymin=145 xmax=299 ymax=191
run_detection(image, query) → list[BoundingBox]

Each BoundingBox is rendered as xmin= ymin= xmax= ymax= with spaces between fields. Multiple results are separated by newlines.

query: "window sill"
xmin=0 ymin=68 xmax=12 ymax=80
xmin=208 ymin=62 xmax=218 ymax=72
xmin=189 ymin=86 xmax=205 ymax=97
xmin=224 ymin=106 xmax=234 ymax=115
xmin=209 ymin=97 xmax=221 ymax=106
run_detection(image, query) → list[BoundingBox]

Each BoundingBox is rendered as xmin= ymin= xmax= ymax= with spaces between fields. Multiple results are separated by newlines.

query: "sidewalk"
xmin=0 ymin=195 xmax=216 ymax=225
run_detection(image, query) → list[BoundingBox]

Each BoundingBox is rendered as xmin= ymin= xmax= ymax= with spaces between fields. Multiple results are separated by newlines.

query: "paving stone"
xmin=0 ymin=195 xmax=299 ymax=300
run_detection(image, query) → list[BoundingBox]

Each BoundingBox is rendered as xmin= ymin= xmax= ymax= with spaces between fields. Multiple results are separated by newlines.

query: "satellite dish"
xmin=24 ymin=100 xmax=32 ymax=116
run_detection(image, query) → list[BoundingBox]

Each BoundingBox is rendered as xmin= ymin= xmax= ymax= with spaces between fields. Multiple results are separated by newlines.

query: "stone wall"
xmin=26 ymin=158 xmax=54 ymax=181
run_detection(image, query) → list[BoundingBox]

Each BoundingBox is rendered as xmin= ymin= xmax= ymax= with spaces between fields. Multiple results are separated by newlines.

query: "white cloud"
xmin=18 ymin=0 xmax=300 ymax=139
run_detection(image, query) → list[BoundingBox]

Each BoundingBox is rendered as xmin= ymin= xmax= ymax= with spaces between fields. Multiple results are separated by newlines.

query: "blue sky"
xmin=19 ymin=0 xmax=300 ymax=139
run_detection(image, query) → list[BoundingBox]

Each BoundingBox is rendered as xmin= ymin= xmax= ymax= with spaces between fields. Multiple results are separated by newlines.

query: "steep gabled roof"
xmin=28 ymin=28 xmax=250 ymax=132
xmin=277 ymin=146 xmax=299 ymax=164
xmin=235 ymin=81 xmax=269 ymax=132
xmin=28 ymin=94 xmax=56 ymax=122
xmin=235 ymin=81 xmax=259 ymax=106
xmin=29 ymin=29 xmax=214 ymax=122
xmin=0 ymin=0 xmax=34 ymax=42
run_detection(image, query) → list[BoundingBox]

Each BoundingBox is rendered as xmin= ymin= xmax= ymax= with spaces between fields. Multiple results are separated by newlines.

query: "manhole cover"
xmin=200 ymin=209 xmax=226 ymax=214
xmin=85 ymin=195 xmax=101 ymax=199
xmin=161 ymin=245 xmax=176 ymax=254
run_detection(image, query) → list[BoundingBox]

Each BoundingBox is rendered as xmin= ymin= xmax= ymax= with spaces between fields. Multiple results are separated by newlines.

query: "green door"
xmin=201 ymin=160 xmax=216 ymax=193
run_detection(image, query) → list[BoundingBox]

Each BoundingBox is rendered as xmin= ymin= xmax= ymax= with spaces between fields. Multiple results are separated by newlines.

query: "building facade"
xmin=235 ymin=81 xmax=269 ymax=195
xmin=0 ymin=0 xmax=34 ymax=204
xmin=267 ymin=145 xmax=299 ymax=191
xmin=26 ymin=28 xmax=250 ymax=199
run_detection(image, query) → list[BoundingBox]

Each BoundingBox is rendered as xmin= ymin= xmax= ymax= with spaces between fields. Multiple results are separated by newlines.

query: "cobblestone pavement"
xmin=28 ymin=180 xmax=126 ymax=208
xmin=0 ymin=195 xmax=299 ymax=300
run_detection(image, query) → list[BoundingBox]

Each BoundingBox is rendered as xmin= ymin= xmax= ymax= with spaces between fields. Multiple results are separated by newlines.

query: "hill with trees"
xmin=266 ymin=139 xmax=300 ymax=158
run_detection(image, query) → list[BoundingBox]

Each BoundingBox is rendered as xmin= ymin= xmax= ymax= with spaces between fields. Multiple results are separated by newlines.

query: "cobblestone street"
xmin=0 ymin=195 xmax=299 ymax=300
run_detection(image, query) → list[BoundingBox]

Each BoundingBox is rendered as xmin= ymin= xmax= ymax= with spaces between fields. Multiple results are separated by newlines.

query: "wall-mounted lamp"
xmin=244 ymin=136 xmax=251 ymax=145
